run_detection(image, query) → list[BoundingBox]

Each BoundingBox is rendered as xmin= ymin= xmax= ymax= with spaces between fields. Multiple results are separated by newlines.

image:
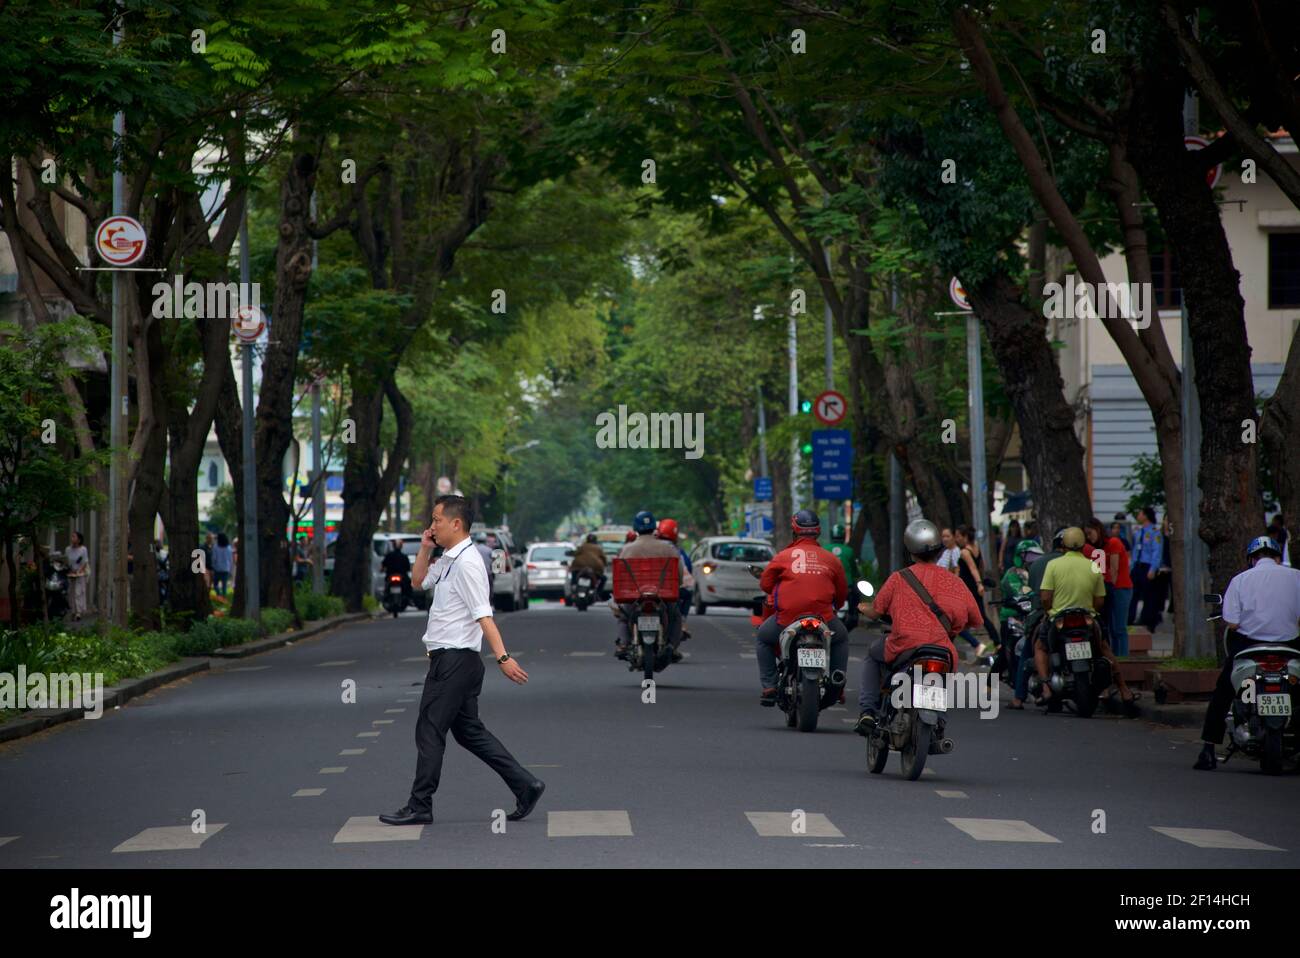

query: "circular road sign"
xmin=949 ymin=276 xmax=972 ymax=311
xmin=1184 ymin=135 xmax=1223 ymax=190
xmin=232 ymin=305 xmax=265 ymax=343
xmin=814 ymin=389 xmax=848 ymax=426
xmin=94 ymin=216 xmax=147 ymax=266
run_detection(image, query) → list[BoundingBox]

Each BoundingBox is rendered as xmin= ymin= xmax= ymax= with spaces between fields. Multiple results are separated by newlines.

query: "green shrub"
xmin=175 ymin=617 xmax=261 ymax=656
xmin=259 ymin=608 xmax=295 ymax=636
xmin=295 ymin=585 xmax=345 ymax=621
xmin=0 ymin=625 xmax=60 ymax=674
xmin=362 ymin=594 xmax=378 ymax=614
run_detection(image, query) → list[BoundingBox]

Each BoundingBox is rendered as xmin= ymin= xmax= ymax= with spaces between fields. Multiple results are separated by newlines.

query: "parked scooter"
xmin=1203 ymin=593 xmax=1299 ymax=774
xmin=43 ymin=555 xmax=70 ymax=620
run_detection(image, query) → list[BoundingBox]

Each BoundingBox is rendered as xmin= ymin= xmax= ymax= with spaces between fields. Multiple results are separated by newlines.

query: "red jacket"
xmin=759 ymin=537 xmax=848 ymax=626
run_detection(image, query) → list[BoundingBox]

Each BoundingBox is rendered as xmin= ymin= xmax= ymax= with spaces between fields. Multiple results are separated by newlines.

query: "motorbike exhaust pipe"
xmin=939 ymin=738 xmax=954 ymax=754
xmin=829 ymin=669 xmax=847 ymax=687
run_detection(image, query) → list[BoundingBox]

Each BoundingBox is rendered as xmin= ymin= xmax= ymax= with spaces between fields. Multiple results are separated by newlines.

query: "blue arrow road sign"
xmin=812 ymin=429 xmax=853 ymax=499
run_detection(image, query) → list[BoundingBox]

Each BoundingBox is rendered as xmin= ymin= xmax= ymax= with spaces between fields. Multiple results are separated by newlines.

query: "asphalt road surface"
xmin=3 ymin=602 xmax=1297 ymax=868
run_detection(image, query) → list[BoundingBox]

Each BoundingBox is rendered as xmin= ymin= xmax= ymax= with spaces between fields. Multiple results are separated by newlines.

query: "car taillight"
xmin=800 ymin=618 xmax=820 ymax=630
xmin=527 ymin=563 xmax=537 ymax=570
xmin=1255 ymin=654 xmax=1290 ymax=673
xmin=922 ymin=659 xmax=949 ymax=674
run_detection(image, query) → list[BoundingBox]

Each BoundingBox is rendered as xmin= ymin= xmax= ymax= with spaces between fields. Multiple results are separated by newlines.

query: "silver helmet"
xmin=903 ymin=519 xmax=943 ymax=558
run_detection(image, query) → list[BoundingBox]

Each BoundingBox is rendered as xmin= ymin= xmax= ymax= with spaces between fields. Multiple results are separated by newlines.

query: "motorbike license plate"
xmin=388 ymin=586 xmax=402 ymax=594
xmin=912 ymin=684 xmax=949 ymax=711
xmin=637 ymin=616 xmax=659 ymax=637
xmin=1257 ymin=694 xmax=1292 ymax=717
xmin=796 ymin=648 xmax=827 ymax=669
xmin=1064 ymin=641 xmax=1092 ymax=661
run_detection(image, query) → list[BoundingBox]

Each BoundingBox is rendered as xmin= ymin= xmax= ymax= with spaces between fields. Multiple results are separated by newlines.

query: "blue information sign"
xmin=812 ymin=429 xmax=853 ymax=499
xmin=753 ymin=476 xmax=773 ymax=501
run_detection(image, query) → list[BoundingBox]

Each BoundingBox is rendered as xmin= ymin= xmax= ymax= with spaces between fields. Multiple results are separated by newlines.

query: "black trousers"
xmin=408 ymin=648 xmax=532 ymax=812
xmin=1201 ymin=635 xmax=1300 ymax=745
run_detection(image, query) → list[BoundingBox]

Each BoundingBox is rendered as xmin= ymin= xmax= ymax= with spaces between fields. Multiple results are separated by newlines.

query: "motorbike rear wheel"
xmin=900 ymin=713 xmax=931 ymax=781
xmin=642 ymin=642 xmax=656 ymax=681
xmin=796 ymin=675 xmax=820 ymax=732
xmin=1261 ymin=727 xmax=1284 ymax=775
xmin=1072 ymin=673 xmax=1097 ymax=718
xmin=867 ymin=727 xmax=889 ymax=774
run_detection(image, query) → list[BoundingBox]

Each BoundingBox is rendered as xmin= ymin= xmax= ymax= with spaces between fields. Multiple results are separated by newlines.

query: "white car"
xmin=472 ymin=527 xmax=529 ymax=612
xmin=525 ymin=542 xmax=576 ymax=600
xmin=689 ymin=537 xmax=774 ymax=613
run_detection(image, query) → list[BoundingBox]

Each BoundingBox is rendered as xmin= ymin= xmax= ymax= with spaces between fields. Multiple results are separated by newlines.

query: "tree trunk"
xmin=965 ymin=272 xmax=1092 ymax=535
xmin=128 ymin=420 xmax=166 ymax=624
xmin=1262 ymin=334 xmax=1300 ymax=550
xmin=213 ymin=357 xmax=248 ymax=615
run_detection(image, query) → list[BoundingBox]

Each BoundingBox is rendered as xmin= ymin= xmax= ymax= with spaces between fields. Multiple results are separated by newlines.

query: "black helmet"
xmin=585 ymin=533 xmax=598 ymax=544
xmin=633 ymin=511 xmax=656 ymax=534
xmin=903 ymin=519 xmax=943 ymax=558
xmin=1052 ymin=527 xmax=1068 ymax=549
xmin=791 ymin=509 xmax=821 ymax=538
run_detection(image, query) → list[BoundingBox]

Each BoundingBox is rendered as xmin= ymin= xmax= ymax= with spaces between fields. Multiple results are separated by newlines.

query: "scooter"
xmin=43 ymin=555 xmax=70 ymax=620
xmin=1028 ymin=607 xmax=1111 ymax=717
xmin=382 ymin=572 xmax=410 ymax=617
xmin=859 ymin=580 xmax=956 ymax=780
xmin=1202 ymin=593 xmax=1299 ymax=774
xmin=571 ymin=570 xmax=598 ymax=611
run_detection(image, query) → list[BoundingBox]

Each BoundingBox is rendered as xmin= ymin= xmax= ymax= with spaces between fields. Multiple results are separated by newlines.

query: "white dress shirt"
xmin=420 ymin=536 xmax=495 ymax=652
xmin=1222 ymin=558 xmax=1300 ymax=644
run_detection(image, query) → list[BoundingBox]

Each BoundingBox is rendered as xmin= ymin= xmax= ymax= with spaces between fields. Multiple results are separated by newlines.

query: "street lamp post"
xmin=502 ymin=440 xmax=540 ymax=528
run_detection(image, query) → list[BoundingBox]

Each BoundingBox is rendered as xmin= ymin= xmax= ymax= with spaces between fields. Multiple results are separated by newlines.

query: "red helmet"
xmin=656 ymin=518 xmax=679 ymax=542
xmin=624 ymin=530 xmax=637 ymax=542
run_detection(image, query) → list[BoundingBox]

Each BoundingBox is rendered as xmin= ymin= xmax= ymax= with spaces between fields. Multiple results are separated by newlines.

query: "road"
xmin=2 ymin=602 xmax=1296 ymax=868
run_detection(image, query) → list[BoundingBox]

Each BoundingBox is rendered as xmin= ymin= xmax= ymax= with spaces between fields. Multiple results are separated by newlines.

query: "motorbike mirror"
xmin=857 ymin=580 xmax=874 ymax=598
xmin=746 ymin=564 xmax=763 ymax=578
xmin=1203 ymin=593 xmax=1222 ymax=604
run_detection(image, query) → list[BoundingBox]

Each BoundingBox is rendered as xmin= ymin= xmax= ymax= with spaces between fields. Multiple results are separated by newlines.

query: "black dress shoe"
xmin=379 ymin=805 xmax=432 ymax=825
xmin=1192 ymin=744 xmax=1217 ymax=771
xmin=507 ymin=780 xmax=545 ymax=821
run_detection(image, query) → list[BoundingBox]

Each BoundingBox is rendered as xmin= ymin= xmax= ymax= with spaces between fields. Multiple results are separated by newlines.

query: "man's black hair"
xmin=435 ymin=494 xmax=474 ymax=530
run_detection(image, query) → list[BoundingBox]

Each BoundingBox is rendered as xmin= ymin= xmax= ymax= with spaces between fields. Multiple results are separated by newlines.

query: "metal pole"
xmin=239 ymin=213 xmax=260 ymax=621
xmin=966 ymin=311 xmax=990 ymax=565
xmin=788 ymin=311 xmax=799 ymax=506
xmin=823 ymin=233 xmax=834 ymax=392
xmin=107 ymin=9 xmax=128 ymax=627
xmin=756 ymin=385 xmax=769 ymax=477
xmin=309 ymin=193 xmax=325 ymax=594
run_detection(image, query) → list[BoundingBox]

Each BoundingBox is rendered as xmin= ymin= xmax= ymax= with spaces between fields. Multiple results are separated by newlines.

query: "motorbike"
xmin=999 ymin=593 xmax=1034 ymax=684
xmin=1028 ymin=606 xmax=1110 ymax=717
xmin=1203 ymin=593 xmax=1300 ymax=775
xmin=858 ymin=581 xmax=957 ymax=780
xmin=43 ymin=555 xmax=70 ymax=620
xmin=747 ymin=564 xmax=845 ymax=732
xmin=382 ymin=572 xmax=410 ymax=617
xmin=626 ymin=589 xmax=673 ymax=681
xmin=571 ymin=570 xmax=598 ymax=611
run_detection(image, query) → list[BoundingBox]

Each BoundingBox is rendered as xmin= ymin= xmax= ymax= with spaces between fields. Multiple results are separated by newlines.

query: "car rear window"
xmin=712 ymin=542 xmax=773 ymax=562
xmin=530 ymin=546 xmax=571 ymax=562
xmin=373 ymin=538 xmax=424 ymax=557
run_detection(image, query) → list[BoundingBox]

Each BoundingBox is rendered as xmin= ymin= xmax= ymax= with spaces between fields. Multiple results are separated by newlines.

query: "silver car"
xmin=472 ymin=527 xmax=529 ymax=612
xmin=525 ymin=541 xmax=576 ymax=600
xmin=689 ymin=537 xmax=774 ymax=613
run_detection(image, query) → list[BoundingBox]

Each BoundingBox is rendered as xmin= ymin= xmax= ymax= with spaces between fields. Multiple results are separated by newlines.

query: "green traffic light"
xmin=801 ymin=443 xmax=812 ymax=455
xmin=800 ymin=399 xmax=812 ymax=413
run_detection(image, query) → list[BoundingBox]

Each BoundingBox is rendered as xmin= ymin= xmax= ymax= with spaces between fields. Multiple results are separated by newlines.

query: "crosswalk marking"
xmin=945 ymin=818 xmax=1060 ymax=843
xmin=1150 ymin=827 xmax=1283 ymax=851
xmin=340 ymin=748 xmax=366 ymax=755
xmin=935 ymin=790 xmax=968 ymax=799
xmin=113 ymin=824 xmax=227 ymax=853
xmin=319 ymin=767 xmax=347 ymax=774
xmin=333 ymin=816 xmax=424 ymax=843
xmin=315 ymin=660 xmax=357 ymax=667
xmin=293 ymin=788 xmax=326 ymax=797
xmin=547 ymin=811 xmax=633 ymax=837
xmin=746 ymin=812 xmax=844 ymax=838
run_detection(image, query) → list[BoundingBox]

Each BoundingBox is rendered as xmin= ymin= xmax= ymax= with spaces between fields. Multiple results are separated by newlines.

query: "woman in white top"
xmin=937 ymin=528 xmax=961 ymax=574
xmin=66 ymin=530 xmax=90 ymax=620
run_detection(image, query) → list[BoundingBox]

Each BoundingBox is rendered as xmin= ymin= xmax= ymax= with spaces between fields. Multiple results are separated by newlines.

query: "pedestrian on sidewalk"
xmin=1085 ymin=517 xmax=1133 ymax=656
xmin=380 ymin=495 xmax=544 ymax=827
xmin=66 ymin=530 xmax=90 ymax=620
xmin=212 ymin=533 xmax=232 ymax=596
xmin=1128 ymin=507 xmax=1162 ymax=627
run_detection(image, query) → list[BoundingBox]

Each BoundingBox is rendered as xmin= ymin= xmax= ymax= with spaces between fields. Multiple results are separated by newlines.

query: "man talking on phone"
xmin=379 ymin=495 xmax=545 ymax=826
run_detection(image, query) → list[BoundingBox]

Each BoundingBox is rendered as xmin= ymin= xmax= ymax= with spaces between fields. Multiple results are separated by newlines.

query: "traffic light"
xmin=800 ymin=441 xmax=813 ymax=455
xmin=800 ymin=399 xmax=812 ymax=414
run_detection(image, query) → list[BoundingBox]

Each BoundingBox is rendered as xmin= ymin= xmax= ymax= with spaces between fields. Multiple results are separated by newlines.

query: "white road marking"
xmin=319 ymin=767 xmax=347 ymax=774
xmin=1150 ymin=827 xmax=1283 ymax=851
xmin=356 ymin=732 xmax=381 ymax=738
xmin=0 ymin=837 xmax=18 ymax=848
xmin=113 ymin=824 xmax=227 ymax=853
xmin=945 ymin=818 xmax=1060 ymax=843
xmin=293 ymin=788 xmax=326 ymax=797
xmin=227 ymin=666 xmax=270 ymax=672
xmin=315 ymin=660 xmax=357 ymax=667
xmin=333 ymin=816 xmax=424 ymax=843
xmin=547 ymin=811 xmax=633 ymax=838
xmin=745 ymin=812 xmax=844 ymax=838
xmin=384 ymin=708 xmax=405 ymax=714
xmin=567 ymin=651 xmax=605 ymax=657
xmin=340 ymin=748 xmax=366 ymax=755
xmin=739 ymin=653 xmax=756 ymax=659
xmin=372 ymin=720 xmax=394 ymax=725
xmin=805 ymin=843 xmax=860 ymax=848
xmin=402 ymin=656 xmax=426 ymax=662
xmin=935 ymin=790 xmax=968 ymax=799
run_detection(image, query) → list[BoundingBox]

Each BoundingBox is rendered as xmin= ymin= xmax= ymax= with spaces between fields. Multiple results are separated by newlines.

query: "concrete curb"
xmin=0 ymin=611 xmax=371 ymax=744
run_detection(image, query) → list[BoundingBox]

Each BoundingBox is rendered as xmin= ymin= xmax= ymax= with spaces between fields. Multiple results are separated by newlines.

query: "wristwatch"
xmin=497 ymin=652 xmax=511 ymax=664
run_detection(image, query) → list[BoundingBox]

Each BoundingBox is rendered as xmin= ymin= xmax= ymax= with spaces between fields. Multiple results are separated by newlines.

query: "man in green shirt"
xmin=1036 ymin=527 xmax=1137 ymax=715
xmin=829 ymin=523 xmax=860 ymax=629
